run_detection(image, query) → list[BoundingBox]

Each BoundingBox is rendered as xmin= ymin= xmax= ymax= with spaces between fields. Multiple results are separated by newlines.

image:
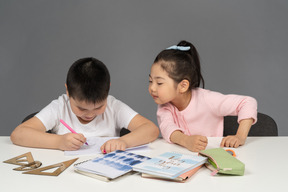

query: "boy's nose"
xmin=85 ymin=110 xmax=96 ymax=117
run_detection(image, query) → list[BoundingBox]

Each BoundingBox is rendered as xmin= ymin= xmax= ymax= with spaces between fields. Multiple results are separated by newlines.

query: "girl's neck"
xmin=171 ymin=91 xmax=192 ymax=111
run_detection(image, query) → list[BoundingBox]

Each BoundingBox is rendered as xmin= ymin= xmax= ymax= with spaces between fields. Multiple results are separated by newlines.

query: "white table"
xmin=1 ymin=136 xmax=288 ymax=192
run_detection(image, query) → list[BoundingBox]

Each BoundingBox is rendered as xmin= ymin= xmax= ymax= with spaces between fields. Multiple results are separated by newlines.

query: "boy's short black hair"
xmin=66 ymin=57 xmax=110 ymax=103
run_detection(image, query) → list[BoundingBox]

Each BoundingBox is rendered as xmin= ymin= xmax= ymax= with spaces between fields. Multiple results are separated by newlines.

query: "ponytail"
xmin=177 ymin=40 xmax=204 ymax=88
xmin=154 ymin=40 xmax=205 ymax=90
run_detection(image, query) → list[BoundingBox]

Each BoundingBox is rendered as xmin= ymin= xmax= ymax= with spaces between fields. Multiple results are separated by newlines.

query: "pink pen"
xmin=60 ymin=119 xmax=88 ymax=145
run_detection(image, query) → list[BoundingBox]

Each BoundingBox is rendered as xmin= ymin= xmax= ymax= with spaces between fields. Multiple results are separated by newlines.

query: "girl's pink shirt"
xmin=157 ymin=88 xmax=258 ymax=143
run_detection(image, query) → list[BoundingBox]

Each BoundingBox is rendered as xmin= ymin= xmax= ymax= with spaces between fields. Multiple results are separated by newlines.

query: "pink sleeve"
xmin=157 ymin=104 xmax=183 ymax=143
xmin=204 ymin=90 xmax=258 ymax=124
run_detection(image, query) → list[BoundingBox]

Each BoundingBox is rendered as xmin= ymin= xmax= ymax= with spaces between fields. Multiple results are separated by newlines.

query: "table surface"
xmin=1 ymin=136 xmax=288 ymax=192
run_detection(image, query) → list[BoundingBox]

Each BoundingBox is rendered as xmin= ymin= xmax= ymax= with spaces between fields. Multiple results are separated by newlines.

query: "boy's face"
xmin=69 ymin=97 xmax=107 ymax=124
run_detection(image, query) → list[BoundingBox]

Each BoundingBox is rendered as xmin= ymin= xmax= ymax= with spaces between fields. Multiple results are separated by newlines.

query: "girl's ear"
xmin=65 ymin=84 xmax=69 ymax=97
xmin=178 ymin=79 xmax=190 ymax=94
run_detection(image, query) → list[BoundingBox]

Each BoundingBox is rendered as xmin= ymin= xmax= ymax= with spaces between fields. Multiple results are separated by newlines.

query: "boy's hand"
xmin=100 ymin=139 xmax=127 ymax=153
xmin=183 ymin=135 xmax=208 ymax=152
xmin=220 ymin=135 xmax=246 ymax=148
xmin=58 ymin=133 xmax=87 ymax=151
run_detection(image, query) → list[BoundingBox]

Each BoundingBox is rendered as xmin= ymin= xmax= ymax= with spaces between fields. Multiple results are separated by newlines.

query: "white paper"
xmin=64 ymin=136 xmax=149 ymax=156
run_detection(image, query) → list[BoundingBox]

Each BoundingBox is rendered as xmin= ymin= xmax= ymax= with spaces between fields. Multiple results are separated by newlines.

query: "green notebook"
xmin=199 ymin=148 xmax=245 ymax=176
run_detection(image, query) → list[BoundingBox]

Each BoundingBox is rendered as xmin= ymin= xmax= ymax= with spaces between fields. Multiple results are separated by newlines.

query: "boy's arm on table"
xmin=123 ymin=114 xmax=160 ymax=146
xmin=221 ymin=118 xmax=254 ymax=148
xmin=10 ymin=116 xmax=86 ymax=151
xmin=101 ymin=114 xmax=160 ymax=153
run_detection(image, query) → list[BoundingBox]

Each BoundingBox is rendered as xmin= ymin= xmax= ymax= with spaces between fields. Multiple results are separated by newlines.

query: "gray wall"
xmin=1 ymin=1 xmax=287 ymax=136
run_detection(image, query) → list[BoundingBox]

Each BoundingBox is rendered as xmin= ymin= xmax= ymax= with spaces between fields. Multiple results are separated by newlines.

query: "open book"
xmin=74 ymin=150 xmax=150 ymax=181
xmin=132 ymin=152 xmax=207 ymax=180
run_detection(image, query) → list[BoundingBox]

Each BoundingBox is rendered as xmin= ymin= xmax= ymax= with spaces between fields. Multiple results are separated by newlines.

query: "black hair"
xmin=66 ymin=57 xmax=110 ymax=103
xmin=154 ymin=40 xmax=205 ymax=90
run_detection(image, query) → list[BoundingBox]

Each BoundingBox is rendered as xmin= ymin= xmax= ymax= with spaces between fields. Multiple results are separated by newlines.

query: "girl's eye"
xmin=157 ymin=83 xmax=163 ymax=85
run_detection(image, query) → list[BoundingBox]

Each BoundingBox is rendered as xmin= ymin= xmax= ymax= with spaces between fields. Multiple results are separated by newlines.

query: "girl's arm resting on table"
xmin=10 ymin=116 xmax=86 ymax=151
xmin=221 ymin=118 xmax=254 ymax=148
xmin=170 ymin=130 xmax=208 ymax=152
xmin=101 ymin=114 xmax=160 ymax=153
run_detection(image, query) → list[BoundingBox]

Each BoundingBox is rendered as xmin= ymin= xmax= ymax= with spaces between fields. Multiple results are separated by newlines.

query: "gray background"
xmin=1 ymin=0 xmax=287 ymax=136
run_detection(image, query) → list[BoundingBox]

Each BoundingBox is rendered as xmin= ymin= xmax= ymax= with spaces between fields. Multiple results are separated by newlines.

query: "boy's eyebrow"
xmin=94 ymin=104 xmax=105 ymax=109
xmin=77 ymin=104 xmax=104 ymax=110
xmin=77 ymin=106 xmax=87 ymax=110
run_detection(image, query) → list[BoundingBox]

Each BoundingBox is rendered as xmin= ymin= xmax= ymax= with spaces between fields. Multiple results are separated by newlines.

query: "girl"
xmin=148 ymin=40 xmax=257 ymax=152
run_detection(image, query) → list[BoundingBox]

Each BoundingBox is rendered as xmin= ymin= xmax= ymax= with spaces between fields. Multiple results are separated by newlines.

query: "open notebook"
xmin=65 ymin=136 xmax=149 ymax=156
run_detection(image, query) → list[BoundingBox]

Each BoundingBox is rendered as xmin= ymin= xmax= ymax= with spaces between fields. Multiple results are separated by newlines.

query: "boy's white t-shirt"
xmin=35 ymin=94 xmax=138 ymax=137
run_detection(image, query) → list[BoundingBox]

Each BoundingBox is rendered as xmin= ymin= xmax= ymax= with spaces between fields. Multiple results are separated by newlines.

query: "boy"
xmin=11 ymin=57 xmax=159 ymax=153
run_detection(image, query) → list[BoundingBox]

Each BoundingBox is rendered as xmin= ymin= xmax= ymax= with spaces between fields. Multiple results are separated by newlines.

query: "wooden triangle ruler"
xmin=13 ymin=161 xmax=42 ymax=171
xmin=23 ymin=158 xmax=78 ymax=176
xmin=3 ymin=152 xmax=35 ymax=166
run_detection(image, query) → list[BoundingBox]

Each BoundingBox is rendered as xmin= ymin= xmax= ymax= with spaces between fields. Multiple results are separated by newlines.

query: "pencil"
xmin=60 ymin=119 xmax=89 ymax=145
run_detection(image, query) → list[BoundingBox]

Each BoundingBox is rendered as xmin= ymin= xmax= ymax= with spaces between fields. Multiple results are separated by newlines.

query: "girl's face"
xmin=69 ymin=97 xmax=107 ymax=124
xmin=149 ymin=62 xmax=178 ymax=105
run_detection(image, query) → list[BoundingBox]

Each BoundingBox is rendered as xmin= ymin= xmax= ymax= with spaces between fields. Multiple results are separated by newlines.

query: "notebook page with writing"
xmin=65 ymin=136 xmax=149 ymax=156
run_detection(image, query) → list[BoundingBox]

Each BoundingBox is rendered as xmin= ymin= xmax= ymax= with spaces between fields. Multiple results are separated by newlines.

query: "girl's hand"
xmin=58 ymin=133 xmax=86 ymax=151
xmin=220 ymin=135 xmax=246 ymax=148
xmin=183 ymin=135 xmax=208 ymax=152
xmin=221 ymin=118 xmax=253 ymax=148
xmin=100 ymin=139 xmax=127 ymax=154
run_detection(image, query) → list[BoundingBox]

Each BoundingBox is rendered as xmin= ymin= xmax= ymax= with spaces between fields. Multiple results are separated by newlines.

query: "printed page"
xmin=75 ymin=150 xmax=150 ymax=179
xmin=132 ymin=152 xmax=207 ymax=179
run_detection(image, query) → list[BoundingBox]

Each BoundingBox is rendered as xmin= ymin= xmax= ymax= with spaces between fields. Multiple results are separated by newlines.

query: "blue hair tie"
xmin=166 ymin=45 xmax=190 ymax=51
